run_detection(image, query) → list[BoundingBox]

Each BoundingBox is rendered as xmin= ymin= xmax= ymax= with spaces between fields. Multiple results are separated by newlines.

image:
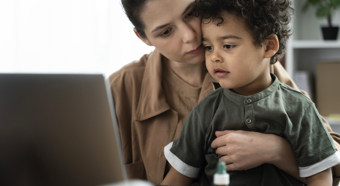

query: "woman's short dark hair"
xmin=194 ymin=0 xmax=294 ymax=64
xmin=121 ymin=0 xmax=148 ymax=38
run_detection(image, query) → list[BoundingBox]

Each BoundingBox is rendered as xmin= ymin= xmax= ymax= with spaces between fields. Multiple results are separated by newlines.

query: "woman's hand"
xmin=211 ymin=130 xmax=304 ymax=182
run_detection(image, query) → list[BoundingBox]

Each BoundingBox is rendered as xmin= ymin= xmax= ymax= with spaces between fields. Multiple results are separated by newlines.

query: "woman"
xmin=109 ymin=0 xmax=340 ymax=185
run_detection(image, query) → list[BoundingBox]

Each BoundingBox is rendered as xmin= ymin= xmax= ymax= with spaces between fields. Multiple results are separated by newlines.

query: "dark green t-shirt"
xmin=165 ymin=75 xmax=339 ymax=186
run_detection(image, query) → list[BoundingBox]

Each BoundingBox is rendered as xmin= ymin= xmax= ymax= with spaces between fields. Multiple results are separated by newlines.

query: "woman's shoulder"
xmin=110 ymin=53 xmax=149 ymax=77
xmin=109 ymin=53 xmax=151 ymax=87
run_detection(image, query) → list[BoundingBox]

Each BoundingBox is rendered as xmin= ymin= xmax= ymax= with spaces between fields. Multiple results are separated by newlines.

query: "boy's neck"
xmin=231 ymin=72 xmax=273 ymax=96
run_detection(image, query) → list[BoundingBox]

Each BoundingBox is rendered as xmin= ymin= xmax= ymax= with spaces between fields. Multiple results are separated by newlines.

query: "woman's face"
xmin=138 ymin=0 xmax=204 ymax=65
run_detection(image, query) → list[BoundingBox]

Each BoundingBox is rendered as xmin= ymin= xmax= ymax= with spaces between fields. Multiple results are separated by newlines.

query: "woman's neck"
xmin=165 ymin=59 xmax=206 ymax=88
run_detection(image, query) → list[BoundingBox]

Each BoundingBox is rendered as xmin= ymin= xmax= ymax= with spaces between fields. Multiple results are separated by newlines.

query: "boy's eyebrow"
xmin=202 ymin=35 xmax=242 ymax=42
xmin=220 ymin=35 xmax=242 ymax=40
xmin=151 ymin=2 xmax=194 ymax=34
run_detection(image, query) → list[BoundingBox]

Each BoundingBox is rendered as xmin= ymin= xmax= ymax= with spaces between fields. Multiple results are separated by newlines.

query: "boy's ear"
xmin=134 ymin=28 xmax=153 ymax=46
xmin=264 ymin=34 xmax=279 ymax=58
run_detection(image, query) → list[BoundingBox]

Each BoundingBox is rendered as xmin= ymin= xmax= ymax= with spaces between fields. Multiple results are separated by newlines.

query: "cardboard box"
xmin=316 ymin=62 xmax=340 ymax=116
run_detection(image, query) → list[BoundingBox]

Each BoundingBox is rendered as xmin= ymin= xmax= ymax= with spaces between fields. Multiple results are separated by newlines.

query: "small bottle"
xmin=214 ymin=161 xmax=230 ymax=186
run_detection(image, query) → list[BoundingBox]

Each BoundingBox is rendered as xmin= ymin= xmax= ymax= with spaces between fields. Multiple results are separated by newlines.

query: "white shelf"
xmin=292 ymin=40 xmax=340 ymax=49
xmin=285 ymin=1 xmax=340 ymax=77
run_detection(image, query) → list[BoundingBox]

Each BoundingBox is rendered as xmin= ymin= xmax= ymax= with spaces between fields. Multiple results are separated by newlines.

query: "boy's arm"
xmin=161 ymin=167 xmax=193 ymax=186
xmin=272 ymin=62 xmax=340 ymax=184
xmin=306 ymin=168 xmax=332 ymax=186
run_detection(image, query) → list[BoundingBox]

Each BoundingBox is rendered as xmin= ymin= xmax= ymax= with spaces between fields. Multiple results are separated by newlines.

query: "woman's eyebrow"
xmin=151 ymin=24 xmax=171 ymax=34
xmin=151 ymin=2 xmax=194 ymax=34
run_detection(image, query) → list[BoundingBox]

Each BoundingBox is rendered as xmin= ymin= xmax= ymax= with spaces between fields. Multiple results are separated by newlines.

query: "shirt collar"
xmin=223 ymin=74 xmax=280 ymax=104
xmin=135 ymin=49 xmax=170 ymax=121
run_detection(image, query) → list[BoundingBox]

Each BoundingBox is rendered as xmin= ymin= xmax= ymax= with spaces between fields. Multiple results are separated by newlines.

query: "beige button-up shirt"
xmin=109 ymin=49 xmax=340 ymax=185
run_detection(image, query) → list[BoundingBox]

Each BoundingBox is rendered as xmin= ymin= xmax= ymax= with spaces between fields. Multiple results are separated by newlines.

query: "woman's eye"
xmin=204 ymin=46 xmax=213 ymax=51
xmin=224 ymin=45 xmax=235 ymax=49
xmin=160 ymin=28 xmax=172 ymax=37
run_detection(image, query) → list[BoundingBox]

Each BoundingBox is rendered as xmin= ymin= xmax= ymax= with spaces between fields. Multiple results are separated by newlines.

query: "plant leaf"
xmin=302 ymin=2 xmax=310 ymax=12
xmin=310 ymin=0 xmax=321 ymax=5
xmin=316 ymin=6 xmax=330 ymax=18
xmin=330 ymin=0 xmax=340 ymax=7
xmin=302 ymin=0 xmax=321 ymax=12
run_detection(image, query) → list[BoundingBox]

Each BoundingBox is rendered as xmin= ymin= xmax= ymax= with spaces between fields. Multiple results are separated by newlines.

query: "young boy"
xmin=161 ymin=0 xmax=340 ymax=186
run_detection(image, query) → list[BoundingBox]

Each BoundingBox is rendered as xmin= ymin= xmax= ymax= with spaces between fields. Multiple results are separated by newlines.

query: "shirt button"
xmin=246 ymin=118 xmax=252 ymax=124
xmin=246 ymin=98 xmax=253 ymax=104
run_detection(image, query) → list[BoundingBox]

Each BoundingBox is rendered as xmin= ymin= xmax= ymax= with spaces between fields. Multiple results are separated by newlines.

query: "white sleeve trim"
xmin=164 ymin=142 xmax=200 ymax=178
xmin=299 ymin=151 xmax=340 ymax=177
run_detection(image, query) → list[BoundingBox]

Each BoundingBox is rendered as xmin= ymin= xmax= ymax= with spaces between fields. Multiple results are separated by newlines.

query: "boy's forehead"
xmin=201 ymin=11 xmax=253 ymax=42
xmin=201 ymin=11 xmax=244 ymax=32
xmin=202 ymin=11 xmax=242 ymax=26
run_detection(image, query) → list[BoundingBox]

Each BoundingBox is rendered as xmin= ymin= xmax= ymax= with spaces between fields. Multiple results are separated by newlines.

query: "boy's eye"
xmin=160 ymin=28 xmax=172 ymax=37
xmin=224 ymin=45 xmax=235 ymax=49
xmin=185 ymin=11 xmax=194 ymax=19
xmin=204 ymin=46 xmax=213 ymax=51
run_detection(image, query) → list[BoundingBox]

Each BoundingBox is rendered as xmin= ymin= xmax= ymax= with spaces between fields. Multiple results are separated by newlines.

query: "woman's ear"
xmin=264 ymin=34 xmax=279 ymax=58
xmin=134 ymin=28 xmax=153 ymax=46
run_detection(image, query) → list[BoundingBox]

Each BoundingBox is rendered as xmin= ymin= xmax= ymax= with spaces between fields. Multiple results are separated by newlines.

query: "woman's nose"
xmin=182 ymin=23 xmax=196 ymax=43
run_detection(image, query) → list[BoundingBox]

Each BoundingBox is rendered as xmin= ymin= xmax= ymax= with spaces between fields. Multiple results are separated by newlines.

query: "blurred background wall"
xmin=0 ymin=0 xmax=154 ymax=76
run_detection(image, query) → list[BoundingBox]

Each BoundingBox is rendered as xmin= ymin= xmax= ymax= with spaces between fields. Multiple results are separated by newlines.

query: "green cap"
xmin=217 ymin=161 xmax=226 ymax=174
xmin=214 ymin=161 xmax=229 ymax=185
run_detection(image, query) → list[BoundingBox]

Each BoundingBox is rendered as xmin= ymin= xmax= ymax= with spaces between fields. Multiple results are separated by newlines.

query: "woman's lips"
xmin=187 ymin=45 xmax=203 ymax=55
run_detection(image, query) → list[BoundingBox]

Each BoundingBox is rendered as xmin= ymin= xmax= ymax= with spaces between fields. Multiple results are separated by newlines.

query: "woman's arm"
xmin=211 ymin=130 xmax=305 ymax=183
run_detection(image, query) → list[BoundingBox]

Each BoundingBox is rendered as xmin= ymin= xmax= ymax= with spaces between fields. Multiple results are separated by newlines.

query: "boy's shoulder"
xmin=195 ymin=87 xmax=225 ymax=110
xmin=277 ymin=81 xmax=314 ymax=107
xmin=200 ymin=86 xmax=225 ymax=101
xmin=278 ymin=82 xmax=307 ymax=97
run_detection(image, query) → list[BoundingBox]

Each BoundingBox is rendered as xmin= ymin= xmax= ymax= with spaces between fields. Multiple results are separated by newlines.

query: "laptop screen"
xmin=0 ymin=74 xmax=127 ymax=186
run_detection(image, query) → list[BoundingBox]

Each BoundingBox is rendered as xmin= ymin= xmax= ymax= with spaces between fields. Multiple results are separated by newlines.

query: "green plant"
xmin=302 ymin=0 xmax=340 ymax=27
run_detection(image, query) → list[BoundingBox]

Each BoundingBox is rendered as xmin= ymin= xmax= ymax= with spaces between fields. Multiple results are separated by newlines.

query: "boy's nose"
xmin=211 ymin=50 xmax=223 ymax=63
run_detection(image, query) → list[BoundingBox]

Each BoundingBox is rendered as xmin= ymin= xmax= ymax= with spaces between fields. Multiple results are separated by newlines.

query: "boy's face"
xmin=202 ymin=11 xmax=272 ymax=96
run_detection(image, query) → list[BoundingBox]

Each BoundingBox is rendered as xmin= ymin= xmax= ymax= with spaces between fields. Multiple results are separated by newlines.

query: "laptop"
xmin=0 ymin=74 xmax=129 ymax=186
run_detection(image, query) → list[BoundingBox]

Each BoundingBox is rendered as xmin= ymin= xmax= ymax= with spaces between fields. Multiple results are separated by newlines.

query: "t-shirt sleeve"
xmin=164 ymin=108 xmax=206 ymax=178
xmin=287 ymin=102 xmax=340 ymax=177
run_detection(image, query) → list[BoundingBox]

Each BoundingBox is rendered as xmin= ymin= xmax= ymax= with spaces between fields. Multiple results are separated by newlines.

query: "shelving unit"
xmin=292 ymin=40 xmax=340 ymax=49
xmin=286 ymin=1 xmax=340 ymax=128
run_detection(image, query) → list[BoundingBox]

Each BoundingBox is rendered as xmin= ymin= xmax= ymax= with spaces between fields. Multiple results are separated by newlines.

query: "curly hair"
xmin=194 ymin=0 xmax=294 ymax=64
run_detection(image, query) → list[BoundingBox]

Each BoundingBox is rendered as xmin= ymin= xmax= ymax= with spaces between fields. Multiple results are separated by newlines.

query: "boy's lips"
xmin=214 ymin=68 xmax=230 ymax=78
xmin=187 ymin=45 xmax=203 ymax=55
